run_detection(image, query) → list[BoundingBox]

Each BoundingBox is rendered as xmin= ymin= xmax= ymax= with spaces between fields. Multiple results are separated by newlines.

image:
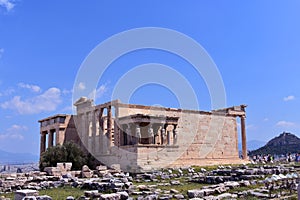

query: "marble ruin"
xmin=39 ymin=97 xmax=247 ymax=172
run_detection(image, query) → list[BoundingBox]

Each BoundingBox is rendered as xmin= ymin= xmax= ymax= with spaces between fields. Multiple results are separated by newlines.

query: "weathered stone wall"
xmin=63 ymin=116 xmax=80 ymax=145
xmin=40 ymin=98 xmax=243 ymax=172
xmin=116 ymin=106 xmax=239 ymax=170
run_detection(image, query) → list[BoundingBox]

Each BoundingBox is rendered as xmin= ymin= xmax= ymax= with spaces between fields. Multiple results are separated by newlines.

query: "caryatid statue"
xmin=135 ymin=125 xmax=141 ymax=144
xmin=126 ymin=124 xmax=132 ymax=145
xmin=148 ymin=125 xmax=154 ymax=144
xmin=161 ymin=128 xmax=166 ymax=145
xmin=126 ymin=124 xmax=131 ymax=135
xmin=173 ymin=129 xmax=178 ymax=145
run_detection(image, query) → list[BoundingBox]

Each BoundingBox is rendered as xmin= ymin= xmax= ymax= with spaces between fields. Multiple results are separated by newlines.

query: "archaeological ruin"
xmin=39 ymin=97 xmax=248 ymax=172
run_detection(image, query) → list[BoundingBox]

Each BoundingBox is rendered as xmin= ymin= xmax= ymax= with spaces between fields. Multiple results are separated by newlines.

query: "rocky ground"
xmin=0 ymin=163 xmax=299 ymax=200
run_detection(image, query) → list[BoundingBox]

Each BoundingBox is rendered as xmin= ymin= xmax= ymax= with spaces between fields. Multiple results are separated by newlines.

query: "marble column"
xmin=77 ymin=114 xmax=83 ymax=148
xmin=78 ymin=114 xmax=84 ymax=147
xmin=161 ymin=128 xmax=166 ymax=145
xmin=79 ymin=112 xmax=88 ymax=148
xmin=91 ymin=110 xmax=96 ymax=153
xmin=98 ymin=108 xmax=104 ymax=134
xmin=48 ymin=130 xmax=54 ymax=148
xmin=55 ymin=128 xmax=59 ymax=146
xmin=148 ymin=125 xmax=154 ymax=144
xmin=56 ymin=128 xmax=65 ymax=146
xmin=173 ymin=125 xmax=178 ymax=145
xmin=167 ymin=131 xmax=171 ymax=145
xmin=126 ymin=124 xmax=132 ymax=145
xmin=241 ymin=115 xmax=247 ymax=160
xmin=135 ymin=124 xmax=141 ymax=144
xmin=84 ymin=112 xmax=89 ymax=149
xmin=153 ymin=125 xmax=160 ymax=145
xmin=98 ymin=108 xmax=104 ymax=153
xmin=107 ymin=106 xmax=112 ymax=147
xmin=40 ymin=132 xmax=46 ymax=154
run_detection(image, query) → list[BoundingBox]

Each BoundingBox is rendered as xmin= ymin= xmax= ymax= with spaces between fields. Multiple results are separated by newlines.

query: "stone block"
xmin=57 ymin=163 xmax=72 ymax=172
xmin=100 ymin=193 xmax=121 ymax=200
xmin=116 ymin=191 xmax=128 ymax=200
xmin=37 ymin=195 xmax=52 ymax=200
xmin=81 ymin=165 xmax=93 ymax=178
xmin=84 ymin=190 xmax=100 ymax=198
xmin=14 ymin=189 xmax=39 ymax=200
xmin=110 ymin=164 xmax=121 ymax=171
xmin=44 ymin=167 xmax=61 ymax=176
xmin=187 ymin=189 xmax=204 ymax=198
xmin=96 ymin=165 xmax=108 ymax=171
xmin=64 ymin=163 xmax=72 ymax=171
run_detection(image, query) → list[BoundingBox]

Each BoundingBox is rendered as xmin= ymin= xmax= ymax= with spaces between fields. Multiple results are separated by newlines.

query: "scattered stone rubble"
xmin=0 ymin=163 xmax=299 ymax=199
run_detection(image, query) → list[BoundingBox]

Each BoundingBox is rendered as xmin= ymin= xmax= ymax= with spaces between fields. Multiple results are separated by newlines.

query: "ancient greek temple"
xmin=39 ymin=97 xmax=247 ymax=172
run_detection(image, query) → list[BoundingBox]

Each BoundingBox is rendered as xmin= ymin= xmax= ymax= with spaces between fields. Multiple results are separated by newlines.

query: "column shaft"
xmin=107 ymin=106 xmax=112 ymax=147
xmin=78 ymin=114 xmax=84 ymax=148
xmin=48 ymin=130 xmax=53 ymax=148
xmin=241 ymin=116 xmax=247 ymax=159
xmin=167 ymin=131 xmax=171 ymax=145
xmin=160 ymin=127 xmax=165 ymax=145
xmin=85 ymin=112 xmax=89 ymax=149
xmin=92 ymin=111 xmax=96 ymax=153
xmin=173 ymin=125 xmax=178 ymax=145
xmin=99 ymin=108 xmax=104 ymax=134
xmin=98 ymin=108 xmax=104 ymax=153
xmin=55 ymin=128 xmax=59 ymax=146
xmin=40 ymin=132 xmax=46 ymax=154
xmin=135 ymin=124 xmax=141 ymax=145
xmin=126 ymin=125 xmax=132 ymax=145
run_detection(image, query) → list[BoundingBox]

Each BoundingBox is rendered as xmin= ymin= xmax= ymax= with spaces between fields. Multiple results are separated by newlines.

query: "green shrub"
xmin=39 ymin=141 xmax=89 ymax=171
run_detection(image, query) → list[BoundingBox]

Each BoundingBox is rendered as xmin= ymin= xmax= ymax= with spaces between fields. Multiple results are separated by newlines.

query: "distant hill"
xmin=0 ymin=149 xmax=39 ymax=164
xmin=238 ymin=140 xmax=266 ymax=151
xmin=249 ymin=132 xmax=300 ymax=156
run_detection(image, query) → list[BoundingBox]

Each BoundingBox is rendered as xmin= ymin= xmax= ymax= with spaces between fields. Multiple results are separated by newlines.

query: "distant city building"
xmin=39 ymin=97 xmax=247 ymax=172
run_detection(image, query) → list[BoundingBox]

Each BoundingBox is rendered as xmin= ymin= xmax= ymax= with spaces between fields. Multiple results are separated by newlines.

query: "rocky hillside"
xmin=249 ymin=132 xmax=300 ymax=155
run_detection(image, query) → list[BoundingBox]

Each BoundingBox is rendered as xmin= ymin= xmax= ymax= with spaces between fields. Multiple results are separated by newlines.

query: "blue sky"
xmin=0 ymin=1 xmax=300 ymax=155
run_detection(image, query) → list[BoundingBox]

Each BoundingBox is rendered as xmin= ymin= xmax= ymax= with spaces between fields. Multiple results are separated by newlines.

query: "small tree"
xmin=39 ymin=141 xmax=87 ymax=171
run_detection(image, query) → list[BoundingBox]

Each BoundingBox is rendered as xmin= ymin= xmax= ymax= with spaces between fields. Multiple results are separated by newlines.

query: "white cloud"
xmin=0 ymin=87 xmax=15 ymax=97
xmin=263 ymin=118 xmax=269 ymax=122
xmin=7 ymin=124 xmax=28 ymax=132
xmin=246 ymin=124 xmax=256 ymax=130
xmin=237 ymin=122 xmax=255 ymax=128
xmin=0 ymin=88 xmax=15 ymax=96
xmin=95 ymin=84 xmax=107 ymax=99
xmin=0 ymin=132 xmax=24 ymax=140
xmin=1 ymin=87 xmax=62 ymax=114
xmin=62 ymin=89 xmax=72 ymax=95
xmin=276 ymin=120 xmax=295 ymax=127
xmin=0 ymin=0 xmax=14 ymax=11
xmin=0 ymin=124 xmax=27 ymax=140
xmin=78 ymin=82 xmax=86 ymax=90
xmin=18 ymin=82 xmax=41 ymax=93
xmin=88 ymin=84 xmax=108 ymax=99
xmin=283 ymin=95 xmax=295 ymax=101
